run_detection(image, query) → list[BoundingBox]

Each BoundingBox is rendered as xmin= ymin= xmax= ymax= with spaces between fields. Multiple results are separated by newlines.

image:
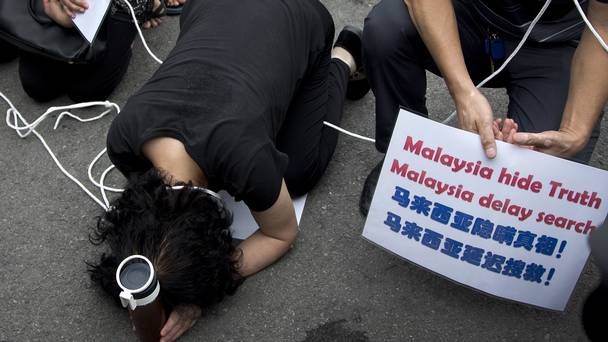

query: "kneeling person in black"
xmin=92 ymin=0 xmax=365 ymax=341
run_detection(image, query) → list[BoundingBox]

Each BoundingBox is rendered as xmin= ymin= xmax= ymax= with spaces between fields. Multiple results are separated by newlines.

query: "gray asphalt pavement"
xmin=1 ymin=1 xmax=607 ymax=341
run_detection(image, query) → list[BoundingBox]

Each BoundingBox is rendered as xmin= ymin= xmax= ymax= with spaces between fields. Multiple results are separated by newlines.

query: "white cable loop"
xmin=0 ymin=1 xmax=164 ymax=211
xmin=3 ymin=98 xmax=113 ymax=210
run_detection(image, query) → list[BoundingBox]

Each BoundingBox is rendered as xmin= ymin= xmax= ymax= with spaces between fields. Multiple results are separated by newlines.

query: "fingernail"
xmin=486 ymin=147 xmax=496 ymax=158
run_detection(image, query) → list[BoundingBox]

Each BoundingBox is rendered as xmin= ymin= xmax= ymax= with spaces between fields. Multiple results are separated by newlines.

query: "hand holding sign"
xmin=454 ymin=87 xmax=497 ymax=159
xmin=59 ymin=0 xmax=89 ymax=16
xmin=512 ymin=129 xmax=586 ymax=159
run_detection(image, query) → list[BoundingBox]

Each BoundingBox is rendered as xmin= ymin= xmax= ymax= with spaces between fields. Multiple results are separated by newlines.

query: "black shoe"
xmin=359 ymin=159 xmax=383 ymax=217
xmin=334 ymin=25 xmax=371 ymax=101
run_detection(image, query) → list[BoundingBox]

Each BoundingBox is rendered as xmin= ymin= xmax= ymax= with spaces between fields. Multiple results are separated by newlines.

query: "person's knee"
xmin=284 ymin=164 xmax=323 ymax=197
xmin=284 ymin=175 xmax=313 ymax=198
xmin=20 ymin=75 xmax=60 ymax=102
xmin=363 ymin=0 xmax=418 ymax=63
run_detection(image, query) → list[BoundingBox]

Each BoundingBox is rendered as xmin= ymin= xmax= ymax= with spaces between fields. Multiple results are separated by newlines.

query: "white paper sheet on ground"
xmin=72 ymin=0 xmax=112 ymax=44
xmin=220 ymin=191 xmax=307 ymax=240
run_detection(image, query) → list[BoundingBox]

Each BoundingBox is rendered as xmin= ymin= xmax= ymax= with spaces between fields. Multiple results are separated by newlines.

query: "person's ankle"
xmin=331 ymin=47 xmax=356 ymax=74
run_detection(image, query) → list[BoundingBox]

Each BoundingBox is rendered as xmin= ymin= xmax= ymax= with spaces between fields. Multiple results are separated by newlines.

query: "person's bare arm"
xmin=513 ymin=0 xmax=608 ymax=158
xmin=405 ymin=0 xmax=496 ymax=158
xmin=237 ymin=180 xmax=298 ymax=276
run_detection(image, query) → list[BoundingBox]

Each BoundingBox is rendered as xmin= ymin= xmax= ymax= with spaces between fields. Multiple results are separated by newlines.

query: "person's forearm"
xmin=237 ymin=180 xmax=298 ymax=277
xmin=405 ymin=0 xmax=475 ymax=98
xmin=560 ymin=0 xmax=608 ymax=151
xmin=236 ymin=230 xmax=295 ymax=277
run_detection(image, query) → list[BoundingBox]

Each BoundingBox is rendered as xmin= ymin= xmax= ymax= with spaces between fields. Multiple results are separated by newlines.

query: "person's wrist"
xmin=447 ymin=77 xmax=476 ymax=103
xmin=559 ymin=125 xmax=589 ymax=154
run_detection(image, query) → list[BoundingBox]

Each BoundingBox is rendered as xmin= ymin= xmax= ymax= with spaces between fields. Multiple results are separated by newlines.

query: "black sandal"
xmin=334 ymin=25 xmax=371 ymax=101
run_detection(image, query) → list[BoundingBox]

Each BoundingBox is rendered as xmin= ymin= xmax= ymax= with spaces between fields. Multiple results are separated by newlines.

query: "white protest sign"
xmin=222 ymin=191 xmax=307 ymax=240
xmin=362 ymin=108 xmax=608 ymax=311
xmin=72 ymin=0 xmax=111 ymax=44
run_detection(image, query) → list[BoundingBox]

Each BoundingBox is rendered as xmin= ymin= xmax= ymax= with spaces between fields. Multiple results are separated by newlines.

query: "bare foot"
xmin=43 ymin=0 xmax=74 ymax=28
xmin=166 ymin=0 xmax=186 ymax=6
xmin=159 ymin=304 xmax=201 ymax=342
xmin=331 ymin=46 xmax=356 ymax=74
xmin=142 ymin=0 xmax=164 ymax=29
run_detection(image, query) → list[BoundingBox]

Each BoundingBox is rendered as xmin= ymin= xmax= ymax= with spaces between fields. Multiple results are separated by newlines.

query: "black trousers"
xmin=0 ymin=38 xmax=18 ymax=63
xmin=363 ymin=0 xmax=600 ymax=163
xmin=18 ymin=15 xmax=136 ymax=103
xmin=276 ymin=3 xmax=350 ymax=197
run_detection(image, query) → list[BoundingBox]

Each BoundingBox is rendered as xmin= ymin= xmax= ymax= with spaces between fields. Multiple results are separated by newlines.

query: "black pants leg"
xmin=19 ymin=52 xmax=71 ymax=102
xmin=0 ymin=38 xmax=18 ymax=63
xmin=363 ymin=0 xmax=492 ymax=153
xmin=503 ymin=41 xmax=601 ymax=163
xmin=67 ymin=15 xmax=136 ymax=102
xmin=275 ymin=11 xmax=350 ymax=197
xmin=18 ymin=15 xmax=136 ymax=103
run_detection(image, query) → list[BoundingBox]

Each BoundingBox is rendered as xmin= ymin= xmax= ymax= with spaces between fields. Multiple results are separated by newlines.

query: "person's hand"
xmin=492 ymin=118 xmax=518 ymax=143
xmin=454 ymin=88 xmax=496 ymax=159
xmin=160 ymin=304 xmax=201 ymax=342
xmin=511 ymin=128 xmax=587 ymax=158
xmin=58 ymin=0 xmax=88 ymax=17
xmin=43 ymin=0 xmax=74 ymax=28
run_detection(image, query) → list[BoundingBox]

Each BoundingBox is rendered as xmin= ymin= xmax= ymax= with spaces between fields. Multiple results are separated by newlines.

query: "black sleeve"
xmin=213 ymin=141 xmax=288 ymax=212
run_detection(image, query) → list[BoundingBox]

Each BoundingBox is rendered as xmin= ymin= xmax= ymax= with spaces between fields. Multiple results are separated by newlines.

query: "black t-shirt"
xmin=107 ymin=0 xmax=329 ymax=211
xmin=472 ymin=0 xmax=601 ymax=43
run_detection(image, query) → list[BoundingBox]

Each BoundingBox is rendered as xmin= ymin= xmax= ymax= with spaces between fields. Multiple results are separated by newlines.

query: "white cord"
xmin=574 ymin=0 xmax=608 ymax=52
xmin=442 ymin=0 xmax=553 ymax=125
xmin=0 ymin=1 xmax=168 ymax=211
xmin=99 ymin=164 xmax=116 ymax=209
xmin=323 ymin=121 xmax=375 ymax=143
xmin=1 ymin=94 xmax=117 ymax=210
xmin=121 ymin=0 xmax=163 ymax=65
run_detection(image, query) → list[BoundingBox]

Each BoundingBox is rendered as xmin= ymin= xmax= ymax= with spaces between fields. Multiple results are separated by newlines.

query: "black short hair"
xmin=87 ymin=169 xmax=242 ymax=311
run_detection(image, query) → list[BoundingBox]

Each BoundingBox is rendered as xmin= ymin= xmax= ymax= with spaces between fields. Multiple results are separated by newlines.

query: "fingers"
xmin=161 ymin=319 xmax=196 ymax=342
xmin=160 ymin=306 xmax=201 ymax=342
xmin=505 ymin=127 xmax=516 ymax=144
xmin=142 ymin=18 xmax=163 ymax=29
xmin=512 ymin=132 xmax=553 ymax=149
xmin=492 ymin=120 xmax=504 ymax=141
xmin=160 ymin=311 xmax=181 ymax=342
xmin=477 ymin=120 xmax=497 ymax=159
xmin=60 ymin=0 xmax=87 ymax=15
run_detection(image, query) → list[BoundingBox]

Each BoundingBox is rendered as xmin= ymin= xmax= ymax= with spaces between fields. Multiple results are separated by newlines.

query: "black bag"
xmin=0 ymin=0 xmax=107 ymax=64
